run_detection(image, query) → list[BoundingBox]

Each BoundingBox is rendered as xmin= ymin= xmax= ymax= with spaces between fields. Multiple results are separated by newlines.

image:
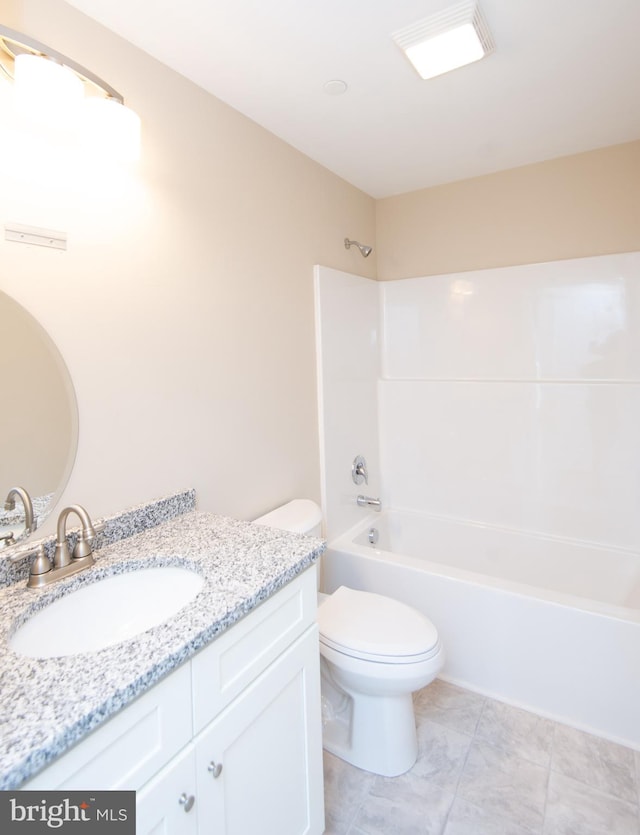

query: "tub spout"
xmin=357 ymin=495 xmax=382 ymax=512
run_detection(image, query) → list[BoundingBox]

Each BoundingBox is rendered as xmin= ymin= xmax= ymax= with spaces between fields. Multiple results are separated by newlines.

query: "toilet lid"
xmin=318 ymin=586 xmax=439 ymax=661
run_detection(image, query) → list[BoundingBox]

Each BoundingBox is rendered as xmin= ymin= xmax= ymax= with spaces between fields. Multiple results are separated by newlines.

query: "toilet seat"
xmin=318 ymin=586 xmax=439 ymax=664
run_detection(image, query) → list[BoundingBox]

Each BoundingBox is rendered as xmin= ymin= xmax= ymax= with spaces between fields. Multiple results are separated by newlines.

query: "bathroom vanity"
xmin=0 ymin=495 xmax=325 ymax=835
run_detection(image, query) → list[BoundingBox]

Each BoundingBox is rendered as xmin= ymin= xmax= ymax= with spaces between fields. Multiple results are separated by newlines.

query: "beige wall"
xmin=0 ymin=0 xmax=376 ymax=528
xmin=376 ymin=140 xmax=640 ymax=279
xmin=3 ymin=0 xmax=640 ymax=535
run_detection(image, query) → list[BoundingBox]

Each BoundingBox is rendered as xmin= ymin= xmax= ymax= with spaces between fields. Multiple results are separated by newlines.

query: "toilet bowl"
xmin=253 ymin=500 xmax=445 ymax=776
xmin=317 ymin=585 xmax=443 ymax=775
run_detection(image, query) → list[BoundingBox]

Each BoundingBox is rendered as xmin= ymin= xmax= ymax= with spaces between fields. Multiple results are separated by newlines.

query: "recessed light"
xmin=393 ymin=1 xmax=494 ymax=80
xmin=323 ymin=79 xmax=348 ymax=96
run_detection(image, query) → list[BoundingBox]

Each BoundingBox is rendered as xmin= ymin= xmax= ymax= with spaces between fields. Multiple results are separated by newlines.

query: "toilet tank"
xmin=253 ymin=499 xmax=323 ymax=537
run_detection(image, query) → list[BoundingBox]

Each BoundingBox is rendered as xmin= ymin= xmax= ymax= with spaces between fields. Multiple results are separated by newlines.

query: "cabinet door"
xmin=23 ymin=663 xmax=193 ymax=792
xmin=192 ymin=567 xmax=317 ymax=732
xmin=195 ymin=626 xmax=324 ymax=835
xmin=136 ymin=743 xmax=198 ymax=835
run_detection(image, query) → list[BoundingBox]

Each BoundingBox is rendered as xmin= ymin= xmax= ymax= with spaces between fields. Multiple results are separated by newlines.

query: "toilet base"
xmin=320 ymin=661 xmax=419 ymax=777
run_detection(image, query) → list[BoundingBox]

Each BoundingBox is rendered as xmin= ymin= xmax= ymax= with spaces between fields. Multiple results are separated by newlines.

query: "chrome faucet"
xmin=9 ymin=504 xmax=104 ymax=589
xmin=357 ymin=495 xmax=382 ymax=512
xmin=4 ymin=486 xmax=36 ymax=538
xmin=53 ymin=505 xmax=102 ymax=568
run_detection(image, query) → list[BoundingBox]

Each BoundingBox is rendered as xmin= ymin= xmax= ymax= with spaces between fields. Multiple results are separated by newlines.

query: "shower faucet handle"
xmin=352 ymin=455 xmax=369 ymax=485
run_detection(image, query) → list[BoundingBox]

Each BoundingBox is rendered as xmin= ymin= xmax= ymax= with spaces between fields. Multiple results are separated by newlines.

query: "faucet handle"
xmin=352 ymin=455 xmax=369 ymax=486
xmin=90 ymin=520 xmax=106 ymax=539
xmin=73 ymin=521 xmax=105 ymax=560
xmin=28 ymin=545 xmax=53 ymax=582
xmin=8 ymin=542 xmax=53 ymax=587
xmin=9 ymin=541 xmax=44 ymax=564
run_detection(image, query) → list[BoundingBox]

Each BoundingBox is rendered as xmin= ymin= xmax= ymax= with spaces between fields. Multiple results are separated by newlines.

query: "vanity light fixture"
xmin=0 ymin=24 xmax=140 ymax=161
xmin=392 ymin=1 xmax=494 ymax=80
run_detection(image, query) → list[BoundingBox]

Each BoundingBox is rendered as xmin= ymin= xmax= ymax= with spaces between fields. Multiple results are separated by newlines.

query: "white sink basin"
xmin=10 ymin=565 xmax=204 ymax=658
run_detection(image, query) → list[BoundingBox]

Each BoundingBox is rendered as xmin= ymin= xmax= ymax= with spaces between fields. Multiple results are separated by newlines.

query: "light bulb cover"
xmin=83 ymin=96 xmax=141 ymax=162
xmin=1 ymin=25 xmax=141 ymax=163
xmin=393 ymin=1 xmax=494 ymax=80
xmin=14 ymin=53 xmax=84 ymax=120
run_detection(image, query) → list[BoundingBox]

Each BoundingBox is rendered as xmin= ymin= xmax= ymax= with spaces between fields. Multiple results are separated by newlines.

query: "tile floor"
xmin=323 ymin=680 xmax=640 ymax=835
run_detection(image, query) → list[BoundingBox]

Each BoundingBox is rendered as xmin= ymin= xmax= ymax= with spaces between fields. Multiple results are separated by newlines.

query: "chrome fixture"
xmin=178 ymin=793 xmax=195 ymax=813
xmin=368 ymin=527 xmax=379 ymax=545
xmin=0 ymin=25 xmax=140 ymax=161
xmin=8 ymin=542 xmax=51 ymax=587
xmin=54 ymin=505 xmax=103 ymax=567
xmin=351 ymin=455 xmax=369 ymax=486
xmin=10 ymin=504 xmax=104 ymax=589
xmin=208 ymin=761 xmax=223 ymax=778
xmin=357 ymin=495 xmax=382 ymax=511
xmin=4 ymin=486 xmax=35 ymax=538
xmin=344 ymin=238 xmax=373 ymax=258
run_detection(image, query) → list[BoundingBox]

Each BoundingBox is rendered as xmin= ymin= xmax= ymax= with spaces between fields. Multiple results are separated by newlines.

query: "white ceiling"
xmin=64 ymin=0 xmax=640 ymax=198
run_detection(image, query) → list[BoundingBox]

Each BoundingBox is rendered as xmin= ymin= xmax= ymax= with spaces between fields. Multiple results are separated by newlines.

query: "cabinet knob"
xmin=178 ymin=793 xmax=195 ymax=812
xmin=208 ymin=760 xmax=223 ymax=778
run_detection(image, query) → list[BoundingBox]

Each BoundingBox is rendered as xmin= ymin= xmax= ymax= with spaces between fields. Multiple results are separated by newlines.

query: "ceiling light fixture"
xmin=0 ymin=24 xmax=140 ymax=161
xmin=393 ymin=1 xmax=494 ymax=80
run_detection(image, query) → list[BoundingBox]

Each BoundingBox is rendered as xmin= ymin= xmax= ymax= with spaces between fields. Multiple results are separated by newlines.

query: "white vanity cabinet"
xmin=136 ymin=744 xmax=199 ymax=834
xmin=24 ymin=569 xmax=324 ymax=835
xmin=193 ymin=629 xmax=321 ymax=834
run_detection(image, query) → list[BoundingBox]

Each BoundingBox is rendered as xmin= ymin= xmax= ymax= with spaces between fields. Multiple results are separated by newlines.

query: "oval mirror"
xmin=0 ymin=290 xmax=78 ymax=550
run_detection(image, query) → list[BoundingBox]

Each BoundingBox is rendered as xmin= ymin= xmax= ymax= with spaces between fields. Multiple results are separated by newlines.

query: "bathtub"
xmin=322 ymin=510 xmax=640 ymax=749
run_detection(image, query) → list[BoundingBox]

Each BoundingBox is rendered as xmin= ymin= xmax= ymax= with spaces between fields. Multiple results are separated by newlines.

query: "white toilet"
xmin=253 ymin=499 xmax=444 ymax=777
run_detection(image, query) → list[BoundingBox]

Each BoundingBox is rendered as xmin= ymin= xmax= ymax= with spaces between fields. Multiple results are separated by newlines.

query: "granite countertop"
xmin=0 ymin=506 xmax=324 ymax=790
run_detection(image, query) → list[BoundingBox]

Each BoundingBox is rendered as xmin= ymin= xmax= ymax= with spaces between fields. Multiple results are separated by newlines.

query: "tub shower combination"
xmin=323 ymin=509 xmax=640 ymax=749
xmin=315 ymin=255 xmax=640 ymax=752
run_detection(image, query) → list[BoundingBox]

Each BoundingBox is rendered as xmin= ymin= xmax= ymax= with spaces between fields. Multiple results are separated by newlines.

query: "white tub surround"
xmin=350 ymin=510 xmax=640 ymax=613
xmin=0 ymin=496 xmax=324 ymax=792
xmin=324 ymin=512 xmax=640 ymax=750
xmin=315 ymin=253 xmax=640 ymax=751
xmin=379 ymin=252 xmax=640 ymax=550
xmin=314 ymin=267 xmax=380 ymax=541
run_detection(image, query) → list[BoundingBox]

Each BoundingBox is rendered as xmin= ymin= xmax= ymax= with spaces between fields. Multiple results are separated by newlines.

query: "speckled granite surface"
xmin=0 ymin=492 xmax=52 ymax=527
xmin=0 ymin=489 xmax=196 ymax=587
xmin=0 ymin=502 xmax=324 ymax=790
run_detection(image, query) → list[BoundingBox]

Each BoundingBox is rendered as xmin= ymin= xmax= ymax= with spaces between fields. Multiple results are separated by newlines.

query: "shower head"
xmin=345 ymin=238 xmax=373 ymax=258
